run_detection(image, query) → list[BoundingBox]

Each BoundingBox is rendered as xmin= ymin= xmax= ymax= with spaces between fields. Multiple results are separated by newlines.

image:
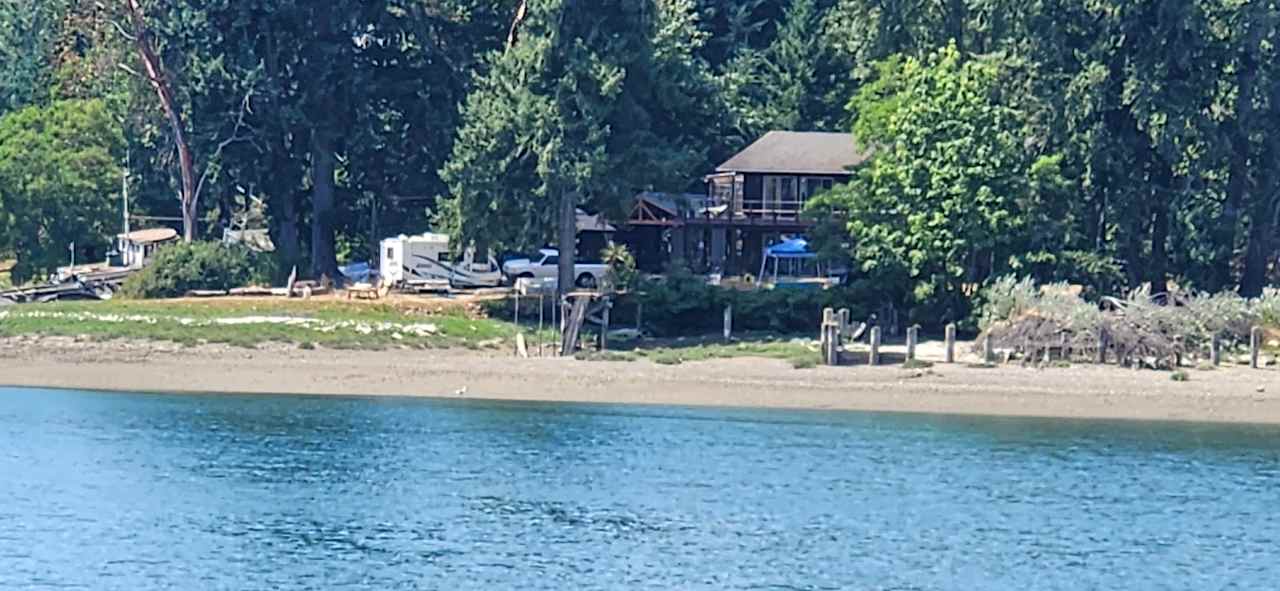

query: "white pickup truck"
xmin=502 ymin=249 xmax=608 ymax=289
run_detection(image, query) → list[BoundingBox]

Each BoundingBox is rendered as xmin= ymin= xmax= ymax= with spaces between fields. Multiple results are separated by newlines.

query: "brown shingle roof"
xmin=715 ymin=131 xmax=870 ymax=175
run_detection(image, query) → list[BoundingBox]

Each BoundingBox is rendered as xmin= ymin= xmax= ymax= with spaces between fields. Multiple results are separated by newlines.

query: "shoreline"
xmin=2 ymin=336 xmax=1279 ymax=425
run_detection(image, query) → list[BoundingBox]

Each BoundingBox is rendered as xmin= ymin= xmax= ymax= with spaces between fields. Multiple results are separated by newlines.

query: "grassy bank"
xmin=578 ymin=336 xmax=822 ymax=369
xmin=0 ymin=299 xmax=825 ymax=369
xmin=0 ymin=299 xmax=527 ymax=350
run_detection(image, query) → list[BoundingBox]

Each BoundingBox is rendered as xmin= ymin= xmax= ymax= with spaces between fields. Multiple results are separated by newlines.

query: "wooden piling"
xmin=838 ymin=309 xmax=851 ymax=340
xmin=983 ymin=335 xmax=994 ymax=364
xmin=906 ymin=326 xmax=918 ymax=361
xmin=1096 ymin=330 xmax=1107 ymax=364
xmin=1210 ymin=334 xmax=1221 ymax=367
xmin=944 ymin=323 xmax=956 ymax=363
xmin=600 ymin=302 xmax=610 ymax=352
xmin=821 ymin=308 xmax=838 ymax=366
xmin=1251 ymin=326 xmax=1263 ymax=369
xmin=869 ymin=327 xmax=882 ymax=366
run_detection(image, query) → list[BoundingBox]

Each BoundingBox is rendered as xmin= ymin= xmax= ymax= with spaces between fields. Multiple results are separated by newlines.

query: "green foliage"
xmin=1170 ymin=370 xmax=1189 ymax=382
xmin=440 ymin=0 xmax=726 ymax=253
xmin=810 ymin=44 xmax=1039 ymax=315
xmin=635 ymin=267 xmax=882 ymax=336
xmin=120 ymin=242 xmax=267 ymax=299
xmin=0 ymin=98 xmax=122 ymax=282
xmin=601 ymin=243 xmax=639 ymax=291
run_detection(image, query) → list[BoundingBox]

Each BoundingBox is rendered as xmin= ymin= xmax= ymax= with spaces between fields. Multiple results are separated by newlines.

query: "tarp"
xmin=340 ymin=261 xmax=372 ymax=284
xmin=765 ymin=238 xmax=816 ymax=259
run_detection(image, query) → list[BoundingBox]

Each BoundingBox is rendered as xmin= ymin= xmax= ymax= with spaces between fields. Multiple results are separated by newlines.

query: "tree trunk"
xmin=1147 ymin=161 xmax=1172 ymax=298
xmin=557 ymin=189 xmax=576 ymax=298
xmin=1216 ymin=136 xmax=1248 ymax=291
xmin=275 ymin=189 xmax=302 ymax=275
xmin=310 ymin=130 xmax=339 ymax=280
xmin=1148 ymin=198 xmax=1170 ymax=297
xmin=1240 ymin=192 xmax=1276 ymax=298
xmin=1242 ymin=129 xmax=1280 ymax=297
xmin=127 ymin=0 xmax=197 ymax=241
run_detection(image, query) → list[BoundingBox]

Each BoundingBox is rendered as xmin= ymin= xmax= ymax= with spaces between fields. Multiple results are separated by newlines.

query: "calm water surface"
xmin=1 ymin=387 xmax=1278 ymax=590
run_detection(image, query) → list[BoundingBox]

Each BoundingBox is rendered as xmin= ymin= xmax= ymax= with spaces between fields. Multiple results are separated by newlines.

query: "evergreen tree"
xmin=441 ymin=0 xmax=724 ymax=291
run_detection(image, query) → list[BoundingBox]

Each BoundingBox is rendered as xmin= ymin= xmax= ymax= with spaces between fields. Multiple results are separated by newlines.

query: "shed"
xmin=116 ymin=228 xmax=179 ymax=269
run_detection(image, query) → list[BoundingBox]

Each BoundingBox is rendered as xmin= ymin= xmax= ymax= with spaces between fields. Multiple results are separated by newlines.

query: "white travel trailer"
xmin=379 ymin=233 xmax=502 ymax=292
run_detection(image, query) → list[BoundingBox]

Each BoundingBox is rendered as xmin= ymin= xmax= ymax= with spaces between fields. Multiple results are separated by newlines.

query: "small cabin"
xmin=114 ymin=228 xmax=179 ymax=269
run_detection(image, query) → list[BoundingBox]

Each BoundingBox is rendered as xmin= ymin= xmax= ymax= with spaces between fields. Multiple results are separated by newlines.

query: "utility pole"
xmin=122 ymin=149 xmax=131 ymax=237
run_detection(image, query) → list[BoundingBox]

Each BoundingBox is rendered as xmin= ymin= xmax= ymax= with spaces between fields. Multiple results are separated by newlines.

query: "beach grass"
xmin=632 ymin=340 xmax=820 ymax=369
xmin=0 ymin=299 xmax=534 ymax=350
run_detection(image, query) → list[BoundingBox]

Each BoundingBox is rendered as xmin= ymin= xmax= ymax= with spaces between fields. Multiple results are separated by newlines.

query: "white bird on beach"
xmin=454 ymin=386 xmax=468 ymax=396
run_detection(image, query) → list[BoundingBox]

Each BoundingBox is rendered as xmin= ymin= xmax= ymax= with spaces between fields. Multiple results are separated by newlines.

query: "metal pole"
xmin=723 ymin=304 xmax=733 ymax=341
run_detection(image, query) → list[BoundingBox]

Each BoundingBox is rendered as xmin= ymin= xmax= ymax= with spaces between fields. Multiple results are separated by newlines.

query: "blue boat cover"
xmin=764 ymin=238 xmax=816 ymax=259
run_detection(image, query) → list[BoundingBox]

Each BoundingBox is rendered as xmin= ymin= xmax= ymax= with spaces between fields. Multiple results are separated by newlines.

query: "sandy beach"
xmin=1 ymin=336 xmax=1278 ymax=424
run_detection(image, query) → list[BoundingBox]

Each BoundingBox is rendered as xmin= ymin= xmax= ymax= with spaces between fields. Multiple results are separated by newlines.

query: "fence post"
xmin=983 ymin=335 xmax=994 ymax=364
xmin=906 ymin=326 xmax=918 ymax=362
xmin=944 ymin=323 xmax=956 ymax=363
xmin=1210 ymin=334 xmax=1221 ymax=367
xmin=1251 ymin=327 xmax=1263 ymax=369
xmin=869 ymin=327 xmax=882 ymax=366
xmin=838 ymin=308 xmax=851 ymax=340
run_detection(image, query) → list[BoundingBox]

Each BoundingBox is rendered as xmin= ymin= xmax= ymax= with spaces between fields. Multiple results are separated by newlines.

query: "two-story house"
xmin=624 ymin=131 xmax=869 ymax=274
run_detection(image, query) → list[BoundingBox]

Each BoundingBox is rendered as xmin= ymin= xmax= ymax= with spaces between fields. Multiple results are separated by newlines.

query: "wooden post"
xmin=538 ymin=293 xmax=545 ymax=357
xmin=600 ymin=301 xmax=610 ymax=352
xmin=636 ymin=301 xmax=643 ymax=332
xmin=906 ymin=326 xmax=918 ymax=361
xmin=1096 ymin=330 xmax=1107 ymax=364
xmin=944 ymin=323 xmax=956 ymax=363
xmin=983 ymin=335 xmax=994 ymax=364
xmin=821 ymin=308 xmax=840 ymax=366
xmin=514 ymin=292 xmax=521 ymax=326
xmin=1211 ymin=334 xmax=1221 ymax=367
xmin=838 ymin=308 xmax=851 ymax=340
xmin=869 ymin=327 xmax=882 ymax=366
xmin=1251 ymin=326 xmax=1263 ymax=369
xmin=723 ymin=304 xmax=733 ymax=341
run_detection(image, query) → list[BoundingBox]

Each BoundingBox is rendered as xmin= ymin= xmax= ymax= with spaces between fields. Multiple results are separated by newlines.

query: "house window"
xmin=763 ymin=176 xmax=798 ymax=212
xmin=800 ymin=177 xmax=835 ymax=201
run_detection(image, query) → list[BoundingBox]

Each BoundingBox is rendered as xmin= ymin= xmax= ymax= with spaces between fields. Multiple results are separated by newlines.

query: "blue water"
xmin=1 ymin=388 xmax=1278 ymax=590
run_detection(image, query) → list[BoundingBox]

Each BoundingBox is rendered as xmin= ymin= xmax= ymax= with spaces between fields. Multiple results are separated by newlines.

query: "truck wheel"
xmin=576 ymin=274 xmax=598 ymax=289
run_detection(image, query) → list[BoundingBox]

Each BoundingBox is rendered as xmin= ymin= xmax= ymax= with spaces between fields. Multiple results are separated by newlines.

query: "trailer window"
xmin=386 ymin=247 xmax=395 ymax=260
xmin=543 ymin=256 xmax=558 ymax=266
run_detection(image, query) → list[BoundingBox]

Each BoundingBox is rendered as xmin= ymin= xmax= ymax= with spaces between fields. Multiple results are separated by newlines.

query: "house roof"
xmin=119 ymin=228 xmax=179 ymax=244
xmin=715 ymin=131 xmax=869 ymax=175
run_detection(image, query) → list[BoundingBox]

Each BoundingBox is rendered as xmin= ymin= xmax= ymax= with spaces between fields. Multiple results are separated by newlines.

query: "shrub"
xmin=121 ymin=241 xmax=266 ymax=299
xmin=601 ymin=243 xmax=638 ymax=292
xmin=632 ymin=267 xmax=881 ymax=337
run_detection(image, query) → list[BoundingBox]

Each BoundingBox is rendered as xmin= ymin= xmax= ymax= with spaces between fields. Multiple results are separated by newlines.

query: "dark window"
xmin=543 ymin=256 xmax=559 ymax=266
